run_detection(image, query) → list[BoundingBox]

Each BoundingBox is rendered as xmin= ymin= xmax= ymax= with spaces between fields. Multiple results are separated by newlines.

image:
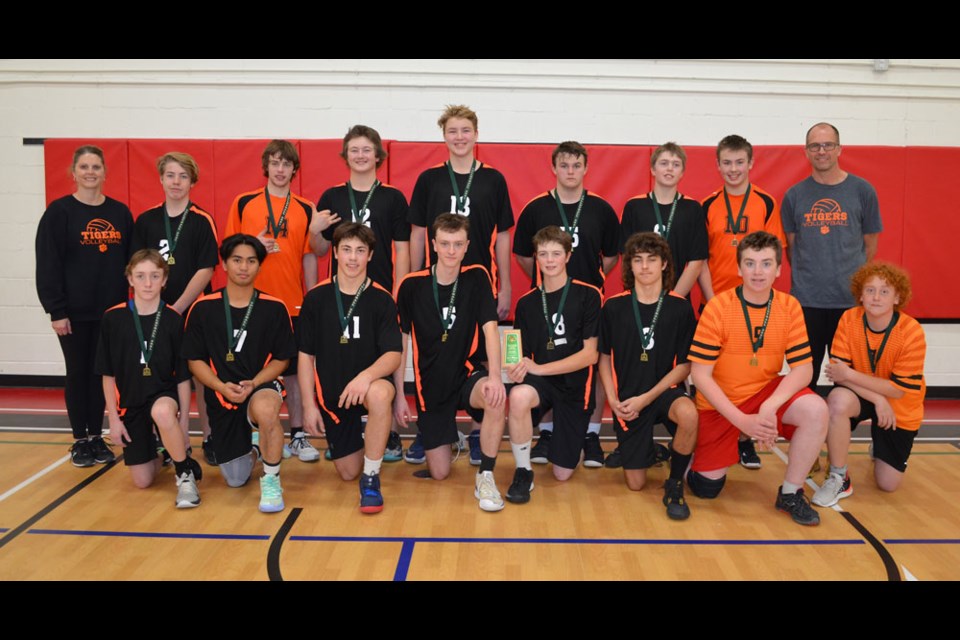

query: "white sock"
xmin=587 ymin=422 xmax=601 ymax=435
xmin=511 ymin=440 xmax=532 ymax=470
xmin=364 ymin=455 xmax=382 ymax=476
xmin=538 ymin=421 xmax=554 ymax=433
xmin=263 ymin=462 xmax=281 ymax=476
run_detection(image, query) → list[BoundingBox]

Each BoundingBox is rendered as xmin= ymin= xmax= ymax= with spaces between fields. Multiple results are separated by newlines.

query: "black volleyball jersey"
xmin=397 ymin=264 xmax=498 ymax=409
xmin=298 ymin=278 xmax=402 ymax=410
xmin=318 ymin=183 xmax=410 ymax=291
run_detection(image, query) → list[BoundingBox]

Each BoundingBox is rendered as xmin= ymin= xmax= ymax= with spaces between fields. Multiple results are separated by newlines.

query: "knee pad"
xmin=220 ymin=454 xmax=253 ymax=488
xmin=687 ymin=470 xmax=726 ymax=499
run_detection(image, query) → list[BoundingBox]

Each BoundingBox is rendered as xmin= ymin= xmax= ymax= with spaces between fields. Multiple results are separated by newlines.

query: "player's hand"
xmin=497 ymin=290 xmax=511 ymax=321
xmin=875 ymin=396 xmax=897 ymax=429
xmin=394 ymin=394 xmax=412 ymax=428
xmin=739 ymin=413 xmax=778 ymax=449
xmin=506 ymin=358 xmax=538 ymax=383
xmin=222 ymin=381 xmax=250 ymax=404
xmin=109 ymin=417 xmax=130 ymax=447
xmin=310 ymin=208 xmax=341 ymax=235
xmin=303 ymin=405 xmax=326 ymax=437
xmin=256 ymin=226 xmax=279 ymax=254
xmin=339 ymin=373 xmax=372 ymax=409
xmin=611 ymin=404 xmax=637 ymax=422
xmin=824 ymin=358 xmax=851 ymax=384
xmin=482 ymin=377 xmax=506 ymax=409
xmin=51 ymin=318 xmax=72 ymax=336
xmin=617 ymin=393 xmax=652 ymax=420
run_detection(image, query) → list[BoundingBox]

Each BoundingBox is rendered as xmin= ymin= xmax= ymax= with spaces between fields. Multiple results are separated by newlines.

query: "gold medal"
xmin=340 ymin=335 xmax=349 ymax=344
xmin=167 ymin=255 xmax=176 ymax=265
xmin=226 ymin=351 xmax=235 ymax=362
xmin=142 ymin=366 xmax=152 ymax=377
xmin=442 ymin=331 xmax=448 ymax=342
xmin=750 ymin=355 xmax=759 ymax=366
xmin=731 ymin=238 xmax=738 ymax=247
xmin=640 ymin=352 xmax=649 ymax=362
xmin=547 ymin=340 xmax=555 ymax=350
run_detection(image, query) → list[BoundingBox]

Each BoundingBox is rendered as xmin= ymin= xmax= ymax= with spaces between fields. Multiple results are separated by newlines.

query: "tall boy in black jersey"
xmin=598 ymin=232 xmax=699 ymax=520
xmin=513 ymin=141 xmax=619 ymax=466
xmin=96 ymin=249 xmax=202 ymax=508
xmin=183 ymin=234 xmax=297 ymax=514
xmin=395 ymin=214 xmax=507 ymax=512
xmin=506 ymin=226 xmax=601 ymax=504
xmin=298 ymin=223 xmax=402 ymax=514
xmin=131 ymin=152 xmax=219 ymax=463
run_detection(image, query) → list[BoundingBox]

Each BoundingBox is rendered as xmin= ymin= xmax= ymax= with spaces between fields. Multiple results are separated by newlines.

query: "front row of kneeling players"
xmin=97 ymin=220 xmax=926 ymax=522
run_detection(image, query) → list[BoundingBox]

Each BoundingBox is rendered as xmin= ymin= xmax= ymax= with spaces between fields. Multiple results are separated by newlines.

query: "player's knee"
xmin=553 ymin=466 xmax=574 ymax=482
xmin=687 ymin=470 xmax=726 ymax=499
xmin=508 ymin=386 xmax=537 ymax=413
xmin=624 ymin=472 xmax=646 ymax=492
xmin=221 ymin=455 xmax=253 ymax=488
xmin=131 ymin=474 xmax=154 ymax=490
xmin=151 ymin=401 xmax=177 ymax=426
xmin=430 ymin=467 xmax=450 ymax=481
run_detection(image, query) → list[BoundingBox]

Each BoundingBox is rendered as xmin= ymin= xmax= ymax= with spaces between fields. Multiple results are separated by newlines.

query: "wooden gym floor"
xmin=0 ymin=389 xmax=958 ymax=581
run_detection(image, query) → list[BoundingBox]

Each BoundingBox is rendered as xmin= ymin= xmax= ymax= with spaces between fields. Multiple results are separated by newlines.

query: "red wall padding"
xmin=43 ymin=138 xmax=957 ymax=319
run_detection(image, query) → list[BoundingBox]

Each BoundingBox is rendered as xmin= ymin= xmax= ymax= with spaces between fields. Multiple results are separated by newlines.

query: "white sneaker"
xmin=289 ymin=434 xmax=320 ymax=462
xmin=474 ymin=470 xmax=504 ymax=512
xmin=175 ymin=471 xmax=201 ymax=509
xmin=812 ymin=472 xmax=853 ymax=507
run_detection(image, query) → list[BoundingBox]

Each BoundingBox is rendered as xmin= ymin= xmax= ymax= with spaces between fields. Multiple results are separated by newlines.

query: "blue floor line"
xmin=288 ymin=534 xmax=865 ymax=546
xmin=884 ymin=538 xmax=960 ymax=544
xmin=393 ymin=540 xmax=415 ymax=581
xmin=27 ymin=528 xmax=270 ymax=540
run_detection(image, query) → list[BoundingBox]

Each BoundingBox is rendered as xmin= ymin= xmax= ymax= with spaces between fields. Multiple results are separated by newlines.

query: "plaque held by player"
xmin=502 ymin=329 xmax=522 ymax=368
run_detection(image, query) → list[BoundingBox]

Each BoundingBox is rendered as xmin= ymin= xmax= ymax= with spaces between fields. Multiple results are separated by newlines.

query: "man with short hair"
xmin=781 ymin=123 xmax=883 ymax=392
xmin=688 ymin=231 xmax=828 ymax=526
xmin=699 ymin=135 xmax=787 ymax=471
xmin=506 ymin=226 xmax=602 ymax=503
xmin=299 ymin=223 xmax=402 ymax=514
xmin=395 ymin=214 xmax=507 ymax=512
xmin=225 ymin=140 xmax=325 ymax=463
xmin=183 ymin=234 xmax=297 ymax=513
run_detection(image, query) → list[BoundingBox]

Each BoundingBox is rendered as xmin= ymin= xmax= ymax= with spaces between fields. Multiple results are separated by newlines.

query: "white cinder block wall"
xmin=2 ymin=59 xmax=958 ymax=387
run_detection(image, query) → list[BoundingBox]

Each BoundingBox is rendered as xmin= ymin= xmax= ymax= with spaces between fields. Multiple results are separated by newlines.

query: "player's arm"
xmin=495 ymin=231 xmax=512 ymax=320
xmin=864 ymin=233 xmax=879 ymax=262
xmin=171 ymin=267 xmax=214 ymax=315
xmin=602 ymin=255 xmax=619 ymax=275
xmin=480 ymin=319 xmax=506 ymax=407
xmin=761 ymin=362 xmax=814 ymax=416
xmin=339 ymin=350 xmax=402 ymax=410
xmin=102 ymin=375 xmax=129 ymax=446
xmin=698 ymin=262 xmax=716 ymax=301
xmin=691 ymin=361 xmax=779 ymax=445
xmin=410 ymin=225 xmax=426 ymax=272
xmin=393 ymin=333 xmax=413 ymax=427
xmin=250 ymin=358 xmax=288 ymax=390
xmin=303 ymin=253 xmax=318 ymax=290
xmin=785 ymin=232 xmax=796 ymax=265
xmin=521 ymin=337 xmax=598 ymax=378
xmin=515 ymin=255 xmax=535 ymax=280
xmin=825 ymin=359 xmax=904 ymax=399
xmin=394 ymin=241 xmax=411 ymax=297
xmin=308 ymin=206 xmax=341 ymax=254
xmin=618 ymin=362 xmax=691 ymax=422
xmin=297 ymin=351 xmax=325 ymax=436
xmin=673 ymin=260 xmax=704 ymax=297
xmin=597 ymin=353 xmax=618 ymax=409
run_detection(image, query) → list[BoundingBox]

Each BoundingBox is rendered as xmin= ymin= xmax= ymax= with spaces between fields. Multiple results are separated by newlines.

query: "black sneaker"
xmin=583 ymin=433 xmax=604 ymax=468
xmin=738 ymin=438 xmax=762 ymax=469
xmin=603 ymin=446 xmax=623 ymax=468
xmin=775 ymin=486 xmax=820 ymax=526
xmin=530 ymin=430 xmax=551 ymax=465
xmin=70 ymin=439 xmax=95 ymax=468
xmin=89 ymin=436 xmax=115 ymax=464
xmin=662 ymin=478 xmax=690 ymax=521
xmin=506 ymin=467 xmax=535 ymax=504
xmin=654 ymin=442 xmax=671 ymax=467
xmin=202 ymin=437 xmax=218 ymax=466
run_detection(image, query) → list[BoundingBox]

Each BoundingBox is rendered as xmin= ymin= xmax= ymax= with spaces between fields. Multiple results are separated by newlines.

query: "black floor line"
xmin=840 ymin=511 xmax=900 ymax=581
xmin=0 ymin=456 xmax=122 ymax=551
xmin=267 ymin=508 xmax=302 ymax=581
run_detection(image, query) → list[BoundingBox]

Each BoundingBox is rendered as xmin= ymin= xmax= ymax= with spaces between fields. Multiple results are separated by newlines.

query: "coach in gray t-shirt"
xmin=781 ymin=122 xmax=882 ymax=391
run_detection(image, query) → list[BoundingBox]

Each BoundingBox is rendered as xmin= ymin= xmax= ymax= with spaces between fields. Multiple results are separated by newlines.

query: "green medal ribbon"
xmin=334 ymin=276 xmax=369 ymax=344
xmin=223 ymin=289 xmax=258 ymax=361
xmin=263 ymin=187 xmax=291 ymax=237
xmin=129 ymin=300 xmax=163 ymax=377
xmin=722 ymin=185 xmax=751 ymax=246
xmin=446 ymin=160 xmax=477 ymax=214
xmin=431 ymin=265 xmax=460 ymax=342
xmin=541 ymin=277 xmax=571 ymax=350
xmin=736 ymin=286 xmax=773 ymax=366
xmin=553 ymin=189 xmax=586 ymax=250
xmin=861 ymin=311 xmax=898 ymax=374
xmin=347 ymin=180 xmax=380 ymax=223
xmin=650 ymin=192 xmax=680 ymax=240
xmin=162 ymin=201 xmax=191 ymax=265
xmin=631 ymin=291 xmax=665 ymax=361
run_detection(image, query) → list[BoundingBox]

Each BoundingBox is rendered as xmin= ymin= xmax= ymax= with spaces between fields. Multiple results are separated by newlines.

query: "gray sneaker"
xmin=812 ymin=472 xmax=853 ymax=508
xmin=175 ymin=471 xmax=201 ymax=509
xmin=474 ymin=470 xmax=504 ymax=512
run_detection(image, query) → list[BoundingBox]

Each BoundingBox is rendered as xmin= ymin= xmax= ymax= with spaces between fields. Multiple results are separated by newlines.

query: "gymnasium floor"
xmin=1 ymin=389 xmax=957 ymax=581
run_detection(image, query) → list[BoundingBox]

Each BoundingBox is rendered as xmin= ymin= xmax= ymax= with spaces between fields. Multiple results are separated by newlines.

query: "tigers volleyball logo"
xmin=80 ymin=219 xmax=123 ymax=252
xmin=802 ymin=199 xmax=848 ymax=237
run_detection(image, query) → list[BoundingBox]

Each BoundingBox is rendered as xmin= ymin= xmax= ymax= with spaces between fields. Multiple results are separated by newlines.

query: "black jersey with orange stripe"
xmin=514 ymin=280 xmax=602 ymax=410
xmin=95 ymin=302 xmax=188 ymax=411
xmin=131 ymin=203 xmax=219 ymax=305
xmin=298 ymin=278 xmax=402 ymax=412
xmin=599 ymin=290 xmax=696 ymax=410
xmin=513 ymin=191 xmax=620 ymax=290
xmin=407 ymin=163 xmax=513 ymax=289
xmin=318 ymin=183 xmax=410 ymax=292
xmin=182 ymin=289 xmax=296 ymax=411
xmin=397 ymin=265 xmax=498 ymax=411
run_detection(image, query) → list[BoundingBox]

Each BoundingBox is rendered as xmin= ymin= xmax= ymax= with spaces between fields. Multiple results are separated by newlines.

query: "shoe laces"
xmin=361 ymin=474 xmax=380 ymax=496
xmin=261 ymin=474 xmax=282 ymax=498
xmin=477 ymin=471 xmax=498 ymax=499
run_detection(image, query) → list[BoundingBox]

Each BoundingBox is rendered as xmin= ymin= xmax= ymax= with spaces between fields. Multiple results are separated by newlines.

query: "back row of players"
xmin=35 ymin=105 xmax=924 ymax=522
